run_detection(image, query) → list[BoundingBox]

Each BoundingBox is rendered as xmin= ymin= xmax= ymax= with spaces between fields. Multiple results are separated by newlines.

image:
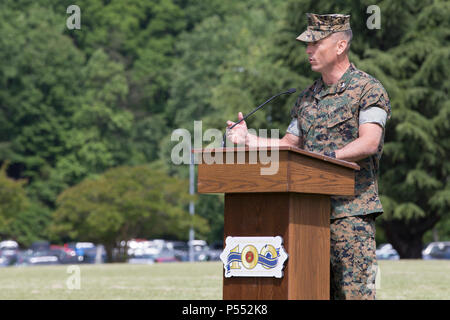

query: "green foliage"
xmin=53 ymin=48 xmax=134 ymax=187
xmin=276 ymin=0 xmax=450 ymax=257
xmin=0 ymin=0 xmax=447 ymax=254
xmin=0 ymin=4 xmax=83 ymax=206
xmin=378 ymin=0 xmax=450 ymax=229
xmin=195 ymin=194 xmax=224 ymax=243
xmin=167 ymin=0 xmax=298 ymax=133
xmin=8 ymin=203 xmax=53 ymax=247
xmin=0 ymin=163 xmax=30 ymax=240
xmin=50 ymin=165 xmax=208 ymax=259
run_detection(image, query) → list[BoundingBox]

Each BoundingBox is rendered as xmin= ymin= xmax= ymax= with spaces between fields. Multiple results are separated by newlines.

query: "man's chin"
xmin=310 ymin=64 xmax=321 ymax=72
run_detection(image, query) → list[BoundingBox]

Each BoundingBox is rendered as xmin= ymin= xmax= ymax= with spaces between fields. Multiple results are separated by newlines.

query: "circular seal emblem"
xmin=241 ymin=245 xmax=258 ymax=269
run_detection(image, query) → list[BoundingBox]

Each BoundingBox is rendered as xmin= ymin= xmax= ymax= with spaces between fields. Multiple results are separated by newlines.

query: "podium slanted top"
xmin=194 ymin=146 xmax=359 ymax=196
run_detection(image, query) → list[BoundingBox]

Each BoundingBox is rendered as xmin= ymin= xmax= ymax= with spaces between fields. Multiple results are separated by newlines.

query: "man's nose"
xmin=306 ymin=44 xmax=313 ymax=55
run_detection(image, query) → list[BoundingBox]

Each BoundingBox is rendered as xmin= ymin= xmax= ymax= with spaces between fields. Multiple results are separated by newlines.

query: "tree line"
xmin=0 ymin=0 xmax=448 ymax=259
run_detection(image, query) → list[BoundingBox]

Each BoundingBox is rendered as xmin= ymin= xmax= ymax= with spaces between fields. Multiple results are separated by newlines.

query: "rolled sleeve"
xmin=359 ymin=107 xmax=388 ymax=128
xmin=286 ymin=118 xmax=300 ymax=136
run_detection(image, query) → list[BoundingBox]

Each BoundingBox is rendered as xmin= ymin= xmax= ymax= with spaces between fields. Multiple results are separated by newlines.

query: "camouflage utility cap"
xmin=297 ymin=13 xmax=351 ymax=42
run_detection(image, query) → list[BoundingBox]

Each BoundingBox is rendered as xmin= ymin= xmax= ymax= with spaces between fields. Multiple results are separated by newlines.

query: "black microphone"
xmin=222 ymin=88 xmax=297 ymax=147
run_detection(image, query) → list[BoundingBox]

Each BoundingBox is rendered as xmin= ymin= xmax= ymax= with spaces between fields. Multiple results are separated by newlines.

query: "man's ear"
xmin=336 ymin=39 xmax=348 ymax=55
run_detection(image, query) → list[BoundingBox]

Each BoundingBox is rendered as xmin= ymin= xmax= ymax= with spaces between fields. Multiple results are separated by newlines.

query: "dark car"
xmin=167 ymin=240 xmax=211 ymax=262
xmin=65 ymin=242 xmax=107 ymax=263
xmin=166 ymin=241 xmax=189 ymax=262
xmin=14 ymin=250 xmax=33 ymax=266
xmin=15 ymin=250 xmax=60 ymax=266
xmin=49 ymin=245 xmax=79 ymax=264
xmin=422 ymin=242 xmax=450 ymax=259
xmin=30 ymin=241 xmax=50 ymax=252
xmin=154 ymin=249 xmax=179 ymax=263
xmin=207 ymin=241 xmax=223 ymax=261
xmin=0 ymin=252 xmax=12 ymax=267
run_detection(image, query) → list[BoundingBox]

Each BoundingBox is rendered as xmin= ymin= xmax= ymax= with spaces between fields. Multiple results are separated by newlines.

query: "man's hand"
xmin=226 ymin=112 xmax=302 ymax=148
xmin=226 ymin=112 xmax=248 ymax=145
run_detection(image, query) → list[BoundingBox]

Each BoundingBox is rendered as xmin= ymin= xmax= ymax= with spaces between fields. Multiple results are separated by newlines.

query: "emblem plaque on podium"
xmin=220 ymin=236 xmax=288 ymax=278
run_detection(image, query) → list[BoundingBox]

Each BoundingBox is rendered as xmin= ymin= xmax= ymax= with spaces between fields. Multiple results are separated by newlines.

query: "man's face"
xmin=305 ymin=34 xmax=340 ymax=73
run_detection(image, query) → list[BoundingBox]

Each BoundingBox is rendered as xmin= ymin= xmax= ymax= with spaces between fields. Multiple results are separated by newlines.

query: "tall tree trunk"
xmin=381 ymin=214 xmax=440 ymax=259
xmin=105 ymin=244 xmax=115 ymax=263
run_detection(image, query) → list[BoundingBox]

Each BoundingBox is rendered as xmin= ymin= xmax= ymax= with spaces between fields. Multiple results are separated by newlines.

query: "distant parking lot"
xmin=3 ymin=239 xmax=448 ymax=268
xmin=0 ymin=238 xmax=223 ymax=267
xmin=0 ymin=240 xmax=107 ymax=267
xmin=376 ymin=241 xmax=450 ymax=260
xmin=126 ymin=239 xmax=222 ymax=264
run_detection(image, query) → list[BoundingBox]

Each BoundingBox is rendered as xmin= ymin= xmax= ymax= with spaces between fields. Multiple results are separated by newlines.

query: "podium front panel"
xmin=223 ymin=192 xmax=330 ymax=300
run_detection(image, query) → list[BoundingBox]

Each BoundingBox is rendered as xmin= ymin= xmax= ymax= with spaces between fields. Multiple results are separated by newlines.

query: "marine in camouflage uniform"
xmin=291 ymin=13 xmax=391 ymax=300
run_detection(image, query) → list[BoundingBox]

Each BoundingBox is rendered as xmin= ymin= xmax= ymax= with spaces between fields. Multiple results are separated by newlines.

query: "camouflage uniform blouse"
xmin=290 ymin=63 xmax=391 ymax=219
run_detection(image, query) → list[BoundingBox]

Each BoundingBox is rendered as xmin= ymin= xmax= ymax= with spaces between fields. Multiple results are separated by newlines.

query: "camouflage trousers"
xmin=330 ymin=214 xmax=378 ymax=300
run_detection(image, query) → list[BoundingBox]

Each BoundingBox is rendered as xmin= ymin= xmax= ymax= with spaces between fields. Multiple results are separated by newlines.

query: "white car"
xmin=0 ymin=240 xmax=19 ymax=250
xmin=376 ymin=243 xmax=400 ymax=260
xmin=0 ymin=240 xmax=19 ymax=266
xmin=128 ymin=254 xmax=156 ymax=265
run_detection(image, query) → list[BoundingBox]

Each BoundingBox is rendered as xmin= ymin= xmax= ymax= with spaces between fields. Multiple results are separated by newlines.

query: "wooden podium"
xmin=195 ymin=146 xmax=359 ymax=300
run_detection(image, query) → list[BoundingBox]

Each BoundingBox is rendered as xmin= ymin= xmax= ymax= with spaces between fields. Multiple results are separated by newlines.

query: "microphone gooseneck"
xmin=222 ymin=88 xmax=296 ymax=147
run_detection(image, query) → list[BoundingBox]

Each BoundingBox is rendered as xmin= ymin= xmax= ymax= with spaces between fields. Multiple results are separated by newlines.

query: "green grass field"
xmin=0 ymin=260 xmax=449 ymax=300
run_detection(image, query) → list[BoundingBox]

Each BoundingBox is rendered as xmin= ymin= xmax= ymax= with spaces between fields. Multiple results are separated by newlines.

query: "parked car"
xmin=166 ymin=241 xmax=188 ymax=252
xmin=15 ymin=249 xmax=61 ymax=266
xmin=126 ymin=239 xmax=178 ymax=263
xmin=126 ymin=239 xmax=157 ymax=257
xmin=166 ymin=241 xmax=189 ymax=261
xmin=422 ymin=241 xmax=450 ymax=260
xmin=151 ymin=239 xmax=167 ymax=252
xmin=0 ymin=240 xmax=19 ymax=250
xmin=376 ymin=243 xmax=400 ymax=260
xmin=128 ymin=254 xmax=156 ymax=265
xmin=14 ymin=250 xmax=33 ymax=266
xmin=30 ymin=241 xmax=50 ymax=252
xmin=0 ymin=252 xmax=12 ymax=267
xmin=0 ymin=240 xmax=19 ymax=265
xmin=208 ymin=241 xmax=223 ymax=261
xmin=49 ymin=245 xmax=79 ymax=264
xmin=65 ymin=242 xmax=107 ymax=263
xmin=189 ymin=240 xmax=210 ymax=262
xmin=154 ymin=248 xmax=178 ymax=263
xmin=168 ymin=240 xmax=212 ymax=262
xmin=83 ymin=243 xmax=107 ymax=263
